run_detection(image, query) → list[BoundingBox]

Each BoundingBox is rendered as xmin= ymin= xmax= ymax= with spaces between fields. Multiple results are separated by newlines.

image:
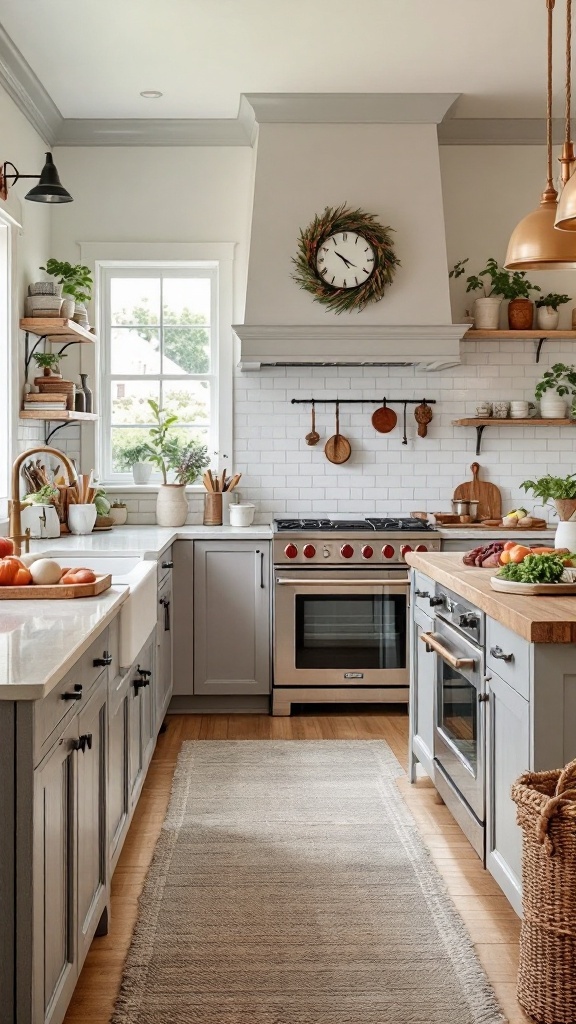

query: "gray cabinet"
xmin=128 ymin=638 xmax=155 ymax=807
xmin=156 ymin=572 xmax=173 ymax=726
xmin=107 ymin=669 xmax=130 ymax=871
xmin=410 ymin=603 xmax=435 ymax=782
xmin=486 ymin=668 xmax=530 ymax=916
xmin=76 ymin=682 xmax=108 ymax=965
xmin=193 ymin=541 xmax=271 ymax=696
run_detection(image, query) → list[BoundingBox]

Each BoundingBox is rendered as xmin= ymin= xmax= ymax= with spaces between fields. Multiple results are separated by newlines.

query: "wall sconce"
xmin=0 ymin=152 xmax=73 ymax=204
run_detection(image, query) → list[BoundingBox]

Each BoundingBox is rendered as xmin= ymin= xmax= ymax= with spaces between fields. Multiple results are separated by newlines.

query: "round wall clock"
xmin=292 ymin=204 xmax=400 ymax=314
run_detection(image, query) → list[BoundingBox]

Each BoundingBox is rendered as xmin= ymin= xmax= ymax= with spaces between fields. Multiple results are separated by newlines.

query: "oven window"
xmin=294 ymin=594 xmax=406 ymax=670
xmin=439 ymin=666 xmax=478 ymax=774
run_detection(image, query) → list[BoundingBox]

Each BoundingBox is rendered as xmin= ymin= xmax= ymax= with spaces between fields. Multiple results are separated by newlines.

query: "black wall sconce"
xmin=0 ymin=151 xmax=73 ymax=203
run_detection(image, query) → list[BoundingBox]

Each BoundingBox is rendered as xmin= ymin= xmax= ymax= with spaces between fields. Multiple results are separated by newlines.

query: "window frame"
xmin=88 ymin=247 xmax=234 ymax=487
xmin=0 ymin=207 xmax=20 ymax=517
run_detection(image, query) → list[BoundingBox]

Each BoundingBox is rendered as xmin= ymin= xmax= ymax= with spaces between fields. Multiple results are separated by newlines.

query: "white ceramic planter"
xmin=474 ymin=297 xmax=502 ymax=329
xmin=536 ymin=306 xmax=560 ymax=330
xmin=156 ymin=484 xmax=188 ymax=527
xmin=555 ymin=520 xmax=576 ymax=551
xmin=109 ymin=505 xmax=128 ymax=526
xmin=539 ymin=394 xmax=567 ymax=419
xmin=68 ymin=504 xmax=97 ymax=535
xmin=132 ymin=462 xmax=153 ymax=485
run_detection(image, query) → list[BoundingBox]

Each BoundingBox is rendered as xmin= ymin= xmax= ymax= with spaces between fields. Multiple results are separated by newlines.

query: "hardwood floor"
xmin=63 ymin=708 xmax=530 ymax=1024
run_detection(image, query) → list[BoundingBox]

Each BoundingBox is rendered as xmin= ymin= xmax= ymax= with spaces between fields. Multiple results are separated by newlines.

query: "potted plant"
xmin=109 ymin=500 xmax=128 ymax=526
xmin=118 ymin=442 xmax=155 ymax=485
xmin=521 ymin=473 xmax=576 ymax=549
xmin=141 ymin=400 xmax=210 ymax=526
xmin=450 ymin=257 xmax=512 ymax=330
xmin=535 ymin=362 xmax=576 ymax=418
xmin=31 ymin=351 xmax=66 ymax=378
xmin=499 ymin=270 xmax=541 ymax=330
xmin=40 ymin=259 xmax=93 ymax=325
xmin=535 ymin=292 xmax=571 ymax=331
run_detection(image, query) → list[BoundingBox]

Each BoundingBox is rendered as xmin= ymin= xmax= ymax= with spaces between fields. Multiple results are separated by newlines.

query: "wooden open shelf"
xmin=463 ymin=329 xmax=576 ymax=340
xmin=20 ymin=318 xmax=96 ymax=343
xmin=452 ymin=416 xmax=576 ymax=455
xmin=19 ymin=410 xmax=97 ymax=422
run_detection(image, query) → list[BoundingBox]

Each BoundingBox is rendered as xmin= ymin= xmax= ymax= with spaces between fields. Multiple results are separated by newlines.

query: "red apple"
xmin=0 ymin=537 xmax=14 ymax=558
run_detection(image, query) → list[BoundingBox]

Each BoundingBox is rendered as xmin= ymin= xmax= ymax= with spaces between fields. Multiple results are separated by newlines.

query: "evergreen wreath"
xmin=292 ymin=203 xmax=400 ymax=314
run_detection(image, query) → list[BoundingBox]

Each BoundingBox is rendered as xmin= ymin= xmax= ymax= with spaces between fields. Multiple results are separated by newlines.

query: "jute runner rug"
xmin=112 ymin=740 xmax=504 ymax=1024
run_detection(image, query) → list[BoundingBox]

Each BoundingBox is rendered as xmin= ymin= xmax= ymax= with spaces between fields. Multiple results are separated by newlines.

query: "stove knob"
xmin=382 ymin=544 xmax=395 ymax=559
xmin=415 ymin=544 xmax=428 ymax=552
xmin=400 ymin=544 xmax=413 ymax=558
xmin=361 ymin=545 xmax=374 ymax=559
xmin=284 ymin=543 xmax=298 ymax=559
xmin=340 ymin=543 xmax=354 ymax=559
xmin=303 ymin=544 xmax=316 ymax=559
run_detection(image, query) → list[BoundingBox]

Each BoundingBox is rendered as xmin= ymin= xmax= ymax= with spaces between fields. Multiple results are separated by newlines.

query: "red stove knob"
xmin=340 ymin=544 xmax=354 ymax=559
xmin=284 ymin=543 xmax=298 ymax=559
xmin=303 ymin=544 xmax=316 ymax=559
xmin=361 ymin=545 xmax=374 ymax=559
xmin=400 ymin=544 xmax=413 ymax=558
xmin=415 ymin=544 xmax=428 ymax=552
xmin=382 ymin=544 xmax=395 ymax=559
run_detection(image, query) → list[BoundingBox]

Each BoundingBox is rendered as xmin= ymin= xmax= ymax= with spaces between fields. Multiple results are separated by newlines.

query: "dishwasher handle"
xmin=419 ymin=631 xmax=476 ymax=670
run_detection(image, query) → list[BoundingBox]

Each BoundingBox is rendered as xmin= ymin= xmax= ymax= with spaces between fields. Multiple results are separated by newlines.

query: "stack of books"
xmin=22 ymin=393 xmax=67 ymax=413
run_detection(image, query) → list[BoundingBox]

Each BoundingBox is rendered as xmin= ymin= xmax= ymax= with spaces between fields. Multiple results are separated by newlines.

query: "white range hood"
xmin=234 ymin=94 xmax=468 ymax=371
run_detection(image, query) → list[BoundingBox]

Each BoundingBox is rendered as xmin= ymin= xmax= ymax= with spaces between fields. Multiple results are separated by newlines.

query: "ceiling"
xmin=0 ymin=0 xmax=565 ymax=122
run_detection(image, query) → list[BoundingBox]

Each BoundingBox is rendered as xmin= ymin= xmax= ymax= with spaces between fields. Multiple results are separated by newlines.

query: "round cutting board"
xmin=490 ymin=577 xmax=576 ymax=595
xmin=372 ymin=403 xmax=397 ymax=434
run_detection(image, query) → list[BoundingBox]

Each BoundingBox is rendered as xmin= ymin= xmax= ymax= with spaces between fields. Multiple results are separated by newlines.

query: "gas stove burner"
xmin=366 ymin=517 xmax=434 ymax=532
xmin=329 ymin=520 xmax=375 ymax=531
xmin=274 ymin=517 xmax=435 ymax=533
xmin=274 ymin=519 xmax=333 ymax=531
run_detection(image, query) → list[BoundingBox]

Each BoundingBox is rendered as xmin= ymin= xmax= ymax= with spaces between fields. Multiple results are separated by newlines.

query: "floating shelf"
xmin=20 ymin=410 xmax=97 ymax=422
xmin=462 ymin=329 xmax=576 ymax=363
xmin=20 ymin=318 xmax=96 ymax=343
xmin=452 ymin=417 xmax=576 ymax=455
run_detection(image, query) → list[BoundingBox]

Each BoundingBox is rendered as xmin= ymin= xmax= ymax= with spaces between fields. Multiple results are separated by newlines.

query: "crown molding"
xmin=242 ymin=92 xmax=461 ymax=124
xmin=438 ymin=117 xmax=576 ymax=145
xmin=55 ymin=115 xmax=254 ymax=147
xmin=0 ymin=23 xmax=62 ymax=145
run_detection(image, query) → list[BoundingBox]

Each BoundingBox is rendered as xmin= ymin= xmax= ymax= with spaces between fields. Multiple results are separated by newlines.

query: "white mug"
xmin=510 ymin=401 xmax=537 ymax=419
xmin=68 ymin=503 xmax=97 ymax=535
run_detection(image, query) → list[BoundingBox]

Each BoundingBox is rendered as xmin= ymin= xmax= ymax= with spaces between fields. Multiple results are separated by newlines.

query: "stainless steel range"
xmin=272 ymin=518 xmax=440 ymax=716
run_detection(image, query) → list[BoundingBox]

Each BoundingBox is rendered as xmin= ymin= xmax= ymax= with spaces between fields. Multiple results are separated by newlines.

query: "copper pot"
xmin=508 ymin=298 xmax=534 ymax=330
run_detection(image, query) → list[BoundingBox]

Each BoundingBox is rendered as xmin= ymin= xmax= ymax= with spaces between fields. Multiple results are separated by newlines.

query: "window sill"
xmin=98 ymin=483 xmax=206 ymax=494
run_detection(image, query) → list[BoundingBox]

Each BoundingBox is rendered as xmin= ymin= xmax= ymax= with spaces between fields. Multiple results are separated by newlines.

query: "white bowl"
xmin=229 ymin=503 xmax=255 ymax=527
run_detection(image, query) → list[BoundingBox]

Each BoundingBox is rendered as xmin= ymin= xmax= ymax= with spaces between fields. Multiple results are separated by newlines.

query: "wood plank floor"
xmin=63 ymin=708 xmax=530 ymax=1024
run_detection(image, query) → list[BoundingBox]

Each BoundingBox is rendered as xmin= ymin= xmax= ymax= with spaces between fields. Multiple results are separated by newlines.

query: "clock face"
xmin=315 ymin=231 xmax=375 ymax=290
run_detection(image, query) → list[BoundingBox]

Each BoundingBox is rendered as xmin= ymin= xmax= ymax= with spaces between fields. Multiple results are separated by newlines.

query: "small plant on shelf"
xmin=535 ymin=293 xmax=571 ymax=311
xmin=117 ymin=442 xmax=154 ymax=471
xmin=535 ymin=363 xmax=576 ymax=416
xmin=40 ymin=259 xmax=93 ymax=304
xmin=450 ymin=257 xmax=511 ymax=298
xmin=32 ymin=351 xmax=67 ymax=377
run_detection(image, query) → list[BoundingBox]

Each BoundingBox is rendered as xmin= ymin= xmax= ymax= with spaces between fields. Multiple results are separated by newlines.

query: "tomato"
xmin=0 ymin=537 xmax=14 ymax=558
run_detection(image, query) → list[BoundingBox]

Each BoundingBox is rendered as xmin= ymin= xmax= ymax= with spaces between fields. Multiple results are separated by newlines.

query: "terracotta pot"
xmin=536 ymin=306 xmax=560 ymax=330
xmin=156 ymin=483 xmax=188 ymax=527
xmin=473 ymin=296 xmax=502 ymax=329
xmin=508 ymin=298 xmax=534 ymax=330
xmin=554 ymin=498 xmax=576 ymax=522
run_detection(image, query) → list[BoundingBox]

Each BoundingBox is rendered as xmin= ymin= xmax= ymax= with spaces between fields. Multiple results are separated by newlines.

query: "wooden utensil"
xmin=402 ymin=401 xmax=408 ymax=446
xmin=453 ymin=463 xmax=502 ymax=521
xmin=225 ymin=473 xmax=242 ymax=492
xmin=325 ymin=401 xmax=351 ymax=464
xmin=414 ymin=401 xmax=433 ymax=438
xmin=371 ymin=399 xmax=397 ymax=434
xmin=305 ymin=401 xmax=320 ymax=446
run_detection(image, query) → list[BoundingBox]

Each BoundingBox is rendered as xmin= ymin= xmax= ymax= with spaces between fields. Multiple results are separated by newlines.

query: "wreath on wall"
xmin=291 ymin=203 xmax=400 ymax=314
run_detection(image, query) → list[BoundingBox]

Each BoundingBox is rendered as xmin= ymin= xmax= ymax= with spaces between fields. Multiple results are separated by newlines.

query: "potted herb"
xmin=40 ymin=259 xmax=93 ymax=325
xmin=535 ymin=292 xmax=571 ymax=331
xmin=499 ymin=270 xmax=541 ymax=330
xmin=450 ymin=257 xmax=512 ymax=330
xmin=141 ymin=400 xmax=210 ymax=526
xmin=118 ymin=442 xmax=155 ymax=485
xmin=535 ymin=363 xmax=576 ymax=418
xmin=32 ymin=351 xmax=66 ymax=378
xmin=521 ymin=473 xmax=576 ymax=549
xmin=109 ymin=500 xmax=128 ymax=526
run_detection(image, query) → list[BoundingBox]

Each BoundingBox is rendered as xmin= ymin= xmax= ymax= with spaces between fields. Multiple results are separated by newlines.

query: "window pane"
xmin=111 ymin=427 xmax=153 ymax=474
xmin=111 ymin=380 xmax=160 ymax=425
xmin=111 ymin=327 xmax=161 ymax=375
xmin=163 ymin=326 xmax=210 ymax=374
xmin=162 ymin=380 xmax=210 ymax=427
xmin=110 ymin=277 xmax=160 ymax=326
xmin=163 ymin=277 xmax=210 ymax=322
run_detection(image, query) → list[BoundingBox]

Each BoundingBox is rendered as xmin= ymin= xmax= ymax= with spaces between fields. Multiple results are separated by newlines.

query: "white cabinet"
xmin=193 ymin=541 xmax=271 ymax=696
xmin=486 ymin=668 xmax=530 ymax=916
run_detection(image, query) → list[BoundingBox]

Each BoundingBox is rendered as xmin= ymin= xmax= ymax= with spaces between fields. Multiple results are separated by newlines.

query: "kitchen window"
xmin=97 ymin=257 xmax=233 ymax=484
xmin=0 ymin=209 xmax=18 ymax=517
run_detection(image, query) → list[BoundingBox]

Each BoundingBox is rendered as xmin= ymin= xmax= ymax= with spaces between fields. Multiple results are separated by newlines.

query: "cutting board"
xmin=490 ymin=577 xmax=576 ymax=596
xmin=0 ymin=573 xmax=112 ymax=600
xmin=453 ymin=463 xmax=502 ymax=521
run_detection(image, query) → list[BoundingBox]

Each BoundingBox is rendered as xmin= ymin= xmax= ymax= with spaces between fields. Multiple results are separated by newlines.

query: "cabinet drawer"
xmin=34 ymin=629 xmax=110 ymax=764
xmin=486 ymin=618 xmax=530 ymax=699
xmin=413 ymin=571 xmax=435 ymax=612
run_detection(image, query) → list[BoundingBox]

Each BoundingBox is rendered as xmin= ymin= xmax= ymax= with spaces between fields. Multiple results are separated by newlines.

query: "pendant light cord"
xmin=566 ymin=0 xmax=572 ymax=143
xmin=548 ymin=0 xmax=555 ymax=189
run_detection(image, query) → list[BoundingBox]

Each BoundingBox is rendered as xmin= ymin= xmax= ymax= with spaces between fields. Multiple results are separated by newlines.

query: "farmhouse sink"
xmin=42 ymin=551 xmax=157 ymax=669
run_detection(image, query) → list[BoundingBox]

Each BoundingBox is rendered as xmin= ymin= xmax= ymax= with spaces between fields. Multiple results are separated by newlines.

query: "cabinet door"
xmin=33 ymin=717 xmax=78 ymax=1024
xmin=108 ymin=673 xmax=130 ymax=871
xmin=140 ymin=639 xmax=155 ymax=771
xmin=156 ymin=574 xmax=173 ymax=726
xmin=76 ymin=680 xmax=108 ymax=967
xmin=486 ymin=669 xmax=530 ymax=916
xmin=128 ymin=641 xmax=155 ymax=807
xmin=194 ymin=541 xmax=271 ymax=695
xmin=410 ymin=605 xmax=436 ymax=780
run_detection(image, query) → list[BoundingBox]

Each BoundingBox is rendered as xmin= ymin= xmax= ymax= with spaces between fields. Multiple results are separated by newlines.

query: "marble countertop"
xmin=29 ymin=523 xmax=273 ymax=559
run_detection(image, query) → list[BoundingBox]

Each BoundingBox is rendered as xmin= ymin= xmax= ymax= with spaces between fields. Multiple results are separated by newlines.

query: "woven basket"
xmin=511 ymin=759 xmax=576 ymax=1024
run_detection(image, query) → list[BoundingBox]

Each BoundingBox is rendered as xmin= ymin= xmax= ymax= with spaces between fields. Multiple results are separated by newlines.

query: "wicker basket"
xmin=511 ymin=759 xmax=576 ymax=1024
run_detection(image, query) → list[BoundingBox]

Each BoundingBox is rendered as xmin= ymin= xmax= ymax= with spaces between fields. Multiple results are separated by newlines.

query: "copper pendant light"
xmin=555 ymin=0 xmax=576 ymax=228
xmin=505 ymin=0 xmax=576 ymax=268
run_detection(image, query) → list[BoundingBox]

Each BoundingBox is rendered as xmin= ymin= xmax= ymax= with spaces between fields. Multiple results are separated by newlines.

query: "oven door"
xmin=423 ymin=619 xmax=485 ymax=821
xmin=274 ymin=568 xmax=410 ymax=687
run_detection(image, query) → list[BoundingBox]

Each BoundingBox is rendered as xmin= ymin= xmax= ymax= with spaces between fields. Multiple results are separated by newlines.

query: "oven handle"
xmin=419 ymin=631 xmax=476 ymax=670
xmin=275 ymin=577 xmax=410 ymax=587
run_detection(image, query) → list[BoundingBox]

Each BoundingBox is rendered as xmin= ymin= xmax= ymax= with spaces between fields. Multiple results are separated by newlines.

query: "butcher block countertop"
xmin=405 ymin=551 xmax=576 ymax=644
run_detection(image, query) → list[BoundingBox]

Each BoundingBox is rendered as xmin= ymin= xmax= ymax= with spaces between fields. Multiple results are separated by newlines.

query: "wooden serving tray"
xmin=0 ymin=573 xmax=112 ymax=600
xmin=439 ymin=518 xmax=549 ymax=531
xmin=490 ymin=577 xmax=576 ymax=596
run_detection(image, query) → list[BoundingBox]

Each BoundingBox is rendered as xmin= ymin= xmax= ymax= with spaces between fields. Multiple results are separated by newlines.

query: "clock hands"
xmin=335 ymin=251 xmax=356 ymax=269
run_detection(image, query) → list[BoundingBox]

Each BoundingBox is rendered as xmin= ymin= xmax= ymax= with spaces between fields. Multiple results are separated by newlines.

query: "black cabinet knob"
xmin=133 ymin=676 xmax=151 ymax=694
xmin=161 ymin=561 xmax=174 ymax=569
xmin=62 ymin=689 xmax=82 ymax=701
xmin=415 ymin=589 xmax=430 ymax=598
xmin=93 ymin=652 xmax=112 ymax=667
xmin=429 ymin=596 xmax=444 ymax=607
xmin=137 ymin=665 xmax=152 ymax=678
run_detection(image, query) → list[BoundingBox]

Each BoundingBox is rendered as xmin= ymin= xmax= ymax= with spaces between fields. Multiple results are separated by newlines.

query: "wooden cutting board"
xmin=453 ymin=463 xmax=502 ymax=521
xmin=0 ymin=573 xmax=111 ymax=600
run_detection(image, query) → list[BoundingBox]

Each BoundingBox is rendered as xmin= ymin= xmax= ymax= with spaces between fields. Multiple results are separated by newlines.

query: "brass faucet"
xmin=9 ymin=445 xmax=78 ymax=555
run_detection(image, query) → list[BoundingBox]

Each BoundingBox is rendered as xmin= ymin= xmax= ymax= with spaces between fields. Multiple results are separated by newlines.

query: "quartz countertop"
xmin=29 ymin=523 xmax=273 ymax=560
xmin=406 ymin=551 xmax=576 ymax=644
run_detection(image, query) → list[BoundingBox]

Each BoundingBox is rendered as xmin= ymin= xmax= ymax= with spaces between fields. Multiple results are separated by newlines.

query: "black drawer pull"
xmin=137 ymin=666 xmax=152 ymax=678
xmin=93 ymin=652 xmax=112 ymax=667
xmin=62 ymin=688 xmax=82 ymax=701
xmin=159 ymin=597 xmax=171 ymax=631
xmin=161 ymin=560 xmax=174 ymax=569
xmin=73 ymin=733 xmax=93 ymax=753
xmin=133 ymin=676 xmax=151 ymax=694
xmin=490 ymin=645 xmax=514 ymax=663
xmin=415 ymin=589 xmax=430 ymax=598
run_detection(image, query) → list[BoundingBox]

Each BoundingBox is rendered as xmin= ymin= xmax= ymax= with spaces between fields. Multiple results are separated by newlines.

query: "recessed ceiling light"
xmin=140 ymin=90 xmax=163 ymax=99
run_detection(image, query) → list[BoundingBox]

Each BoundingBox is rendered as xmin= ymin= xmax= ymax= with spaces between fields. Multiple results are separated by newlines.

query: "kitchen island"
xmin=404 ymin=550 xmax=576 ymax=916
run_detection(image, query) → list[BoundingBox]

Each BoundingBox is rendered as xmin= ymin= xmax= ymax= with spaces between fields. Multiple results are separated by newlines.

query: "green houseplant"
xmin=535 ymin=363 xmax=576 ymax=419
xmin=141 ymin=399 xmax=210 ymax=526
xmin=521 ymin=474 xmax=576 ymax=551
xmin=40 ymin=259 xmax=93 ymax=325
xmin=118 ymin=441 xmax=155 ymax=485
xmin=499 ymin=269 xmax=541 ymax=330
xmin=535 ymin=292 xmax=571 ymax=330
xmin=450 ymin=257 xmax=513 ymax=329
xmin=32 ymin=351 xmax=67 ymax=377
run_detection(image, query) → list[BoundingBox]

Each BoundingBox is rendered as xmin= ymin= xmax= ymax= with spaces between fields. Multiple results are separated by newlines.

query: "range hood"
xmin=234 ymin=94 xmax=468 ymax=370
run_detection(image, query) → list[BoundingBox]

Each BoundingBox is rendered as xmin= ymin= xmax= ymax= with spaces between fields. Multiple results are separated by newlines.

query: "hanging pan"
xmin=325 ymin=400 xmax=352 ymax=464
xmin=372 ymin=398 xmax=397 ymax=434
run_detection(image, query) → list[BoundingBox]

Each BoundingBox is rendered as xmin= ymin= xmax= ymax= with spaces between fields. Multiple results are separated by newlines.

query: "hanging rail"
xmin=290 ymin=397 xmax=436 ymax=406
